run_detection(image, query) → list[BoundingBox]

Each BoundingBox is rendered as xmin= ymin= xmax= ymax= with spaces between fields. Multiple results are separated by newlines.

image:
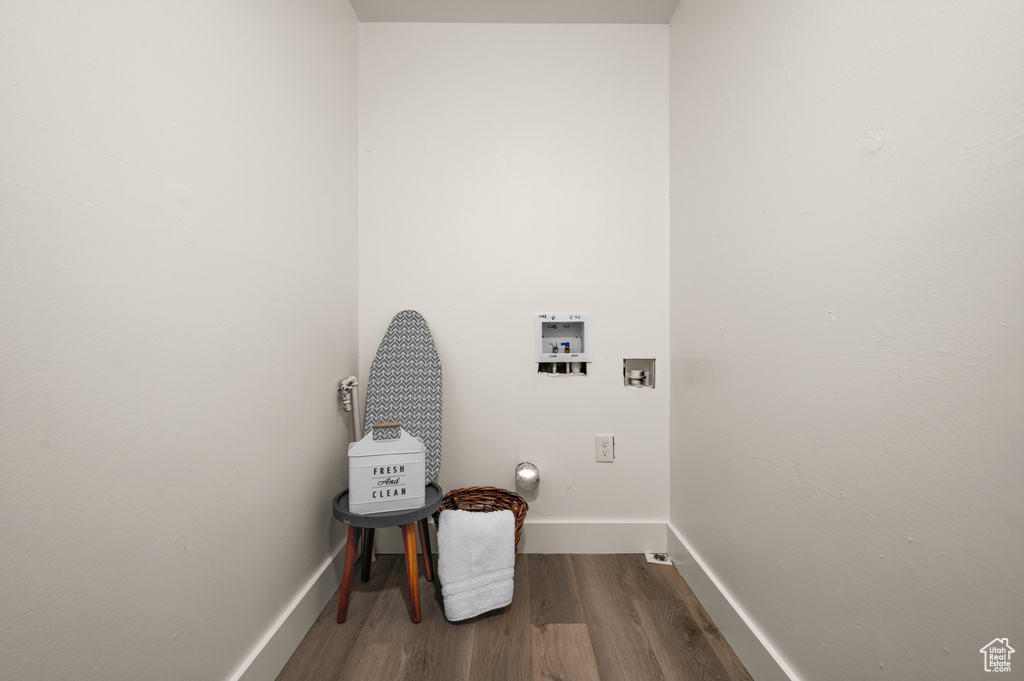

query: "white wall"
xmin=0 ymin=2 xmax=359 ymax=680
xmin=669 ymin=1 xmax=1024 ymax=679
xmin=359 ymin=23 xmax=670 ymax=545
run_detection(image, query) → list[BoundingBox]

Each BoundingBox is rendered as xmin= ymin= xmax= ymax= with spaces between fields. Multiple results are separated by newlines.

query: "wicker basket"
xmin=432 ymin=486 xmax=529 ymax=554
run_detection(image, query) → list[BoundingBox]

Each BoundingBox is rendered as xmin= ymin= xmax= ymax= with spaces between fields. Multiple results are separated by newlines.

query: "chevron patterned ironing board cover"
xmin=364 ymin=310 xmax=442 ymax=483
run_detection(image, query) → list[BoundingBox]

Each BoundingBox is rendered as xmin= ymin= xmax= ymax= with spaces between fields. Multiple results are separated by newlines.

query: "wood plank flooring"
xmin=276 ymin=554 xmax=754 ymax=681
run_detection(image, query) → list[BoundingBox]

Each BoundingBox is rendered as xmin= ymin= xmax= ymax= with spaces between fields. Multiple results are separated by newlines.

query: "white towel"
xmin=436 ymin=508 xmax=515 ymax=621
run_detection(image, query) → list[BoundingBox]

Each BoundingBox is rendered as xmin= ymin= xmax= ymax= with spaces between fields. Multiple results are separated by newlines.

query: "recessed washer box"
xmin=535 ymin=312 xmax=592 ymax=363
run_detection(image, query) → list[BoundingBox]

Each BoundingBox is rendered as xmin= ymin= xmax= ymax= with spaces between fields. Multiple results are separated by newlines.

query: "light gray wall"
xmin=358 ymin=24 xmax=671 ymax=533
xmin=0 ymin=1 xmax=359 ymax=679
xmin=669 ymin=0 xmax=1024 ymax=679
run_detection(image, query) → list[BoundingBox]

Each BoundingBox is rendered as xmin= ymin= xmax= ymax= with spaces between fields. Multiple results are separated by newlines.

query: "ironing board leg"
xmin=360 ymin=528 xmax=375 ymax=582
xmin=337 ymin=525 xmax=362 ymax=623
xmin=417 ymin=518 xmax=434 ymax=581
xmin=401 ymin=523 xmax=421 ymax=623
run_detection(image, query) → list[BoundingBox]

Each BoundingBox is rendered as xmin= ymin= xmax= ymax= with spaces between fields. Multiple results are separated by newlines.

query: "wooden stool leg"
xmin=401 ymin=523 xmax=421 ymax=623
xmin=336 ymin=525 xmax=362 ymax=623
xmin=416 ymin=517 xmax=434 ymax=582
xmin=360 ymin=528 xmax=375 ymax=583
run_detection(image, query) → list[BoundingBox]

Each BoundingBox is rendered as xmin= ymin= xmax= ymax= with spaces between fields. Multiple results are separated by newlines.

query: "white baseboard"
xmin=369 ymin=519 xmax=667 ymax=554
xmin=666 ymin=523 xmax=801 ymax=681
xmin=225 ymin=539 xmax=347 ymax=681
xmin=519 ymin=520 xmax=666 ymax=553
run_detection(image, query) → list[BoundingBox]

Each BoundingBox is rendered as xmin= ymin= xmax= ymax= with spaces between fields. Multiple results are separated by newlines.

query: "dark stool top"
xmin=333 ymin=482 xmax=444 ymax=528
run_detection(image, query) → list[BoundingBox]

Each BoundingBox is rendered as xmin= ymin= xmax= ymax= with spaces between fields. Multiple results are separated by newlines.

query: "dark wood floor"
xmin=276 ymin=553 xmax=754 ymax=681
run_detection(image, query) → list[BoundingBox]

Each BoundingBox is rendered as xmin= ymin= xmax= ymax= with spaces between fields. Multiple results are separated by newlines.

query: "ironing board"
xmin=363 ymin=310 xmax=443 ymax=482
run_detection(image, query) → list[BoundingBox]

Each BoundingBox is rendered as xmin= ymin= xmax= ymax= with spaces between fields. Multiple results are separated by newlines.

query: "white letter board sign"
xmin=347 ymin=427 xmax=425 ymax=514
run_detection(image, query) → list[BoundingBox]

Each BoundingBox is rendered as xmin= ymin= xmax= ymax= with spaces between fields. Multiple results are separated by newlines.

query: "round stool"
xmin=332 ymin=482 xmax=443 ymax=623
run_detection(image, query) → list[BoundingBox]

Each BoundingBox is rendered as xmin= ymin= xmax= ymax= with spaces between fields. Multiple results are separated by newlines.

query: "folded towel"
xmin=442 ymin=578 xmax=514 ymax=622
xmin=437 ymin=508 xmax=515 ymax=621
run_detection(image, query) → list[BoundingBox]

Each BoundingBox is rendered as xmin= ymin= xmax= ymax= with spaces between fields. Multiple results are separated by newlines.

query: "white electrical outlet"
xmin=595 ymin=434 xmax=614 ymax=462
